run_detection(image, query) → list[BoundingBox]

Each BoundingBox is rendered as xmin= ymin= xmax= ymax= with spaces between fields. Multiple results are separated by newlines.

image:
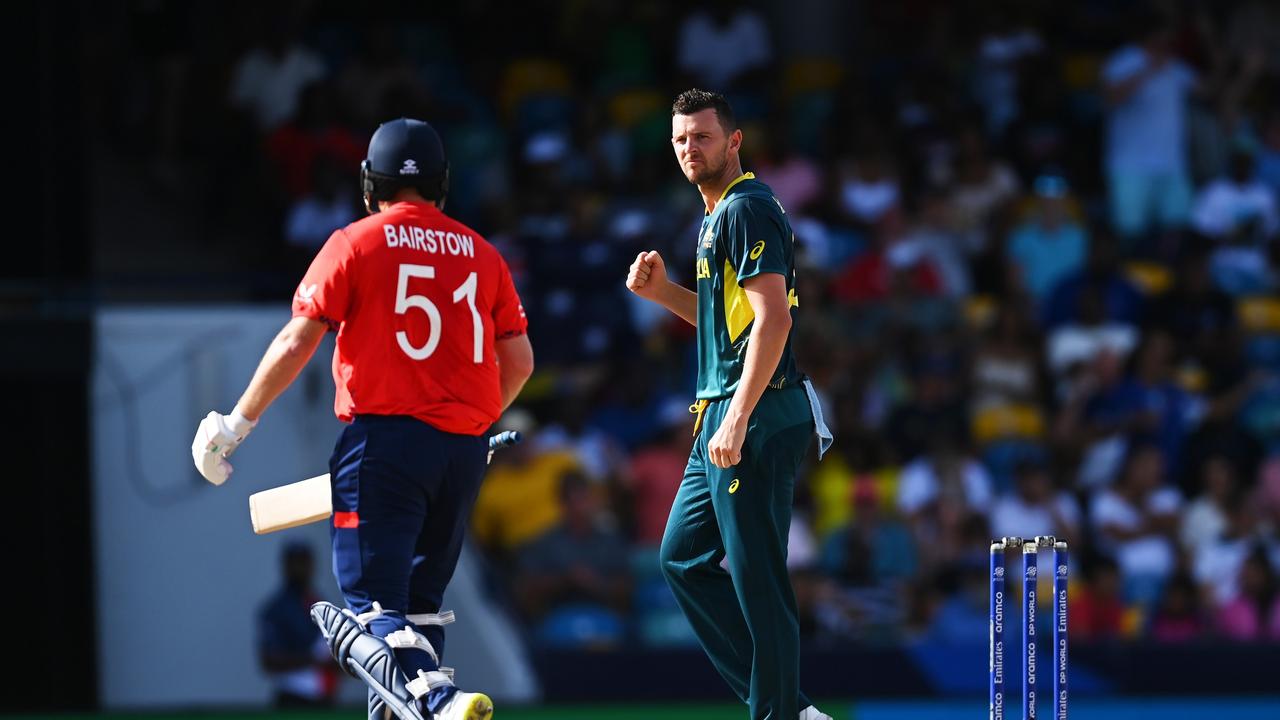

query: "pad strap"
xmin=348 ymin=601 xmax=389 ymax=629
xmin=405 ymin=670 xmax=454 ymax=699
xmin=406 ymin=610 xmax=456 ymax=626
xmin=384 ymin=626 xmax=440 ymax=665
xmin=350 ymin=603 xmax=453 ymax=630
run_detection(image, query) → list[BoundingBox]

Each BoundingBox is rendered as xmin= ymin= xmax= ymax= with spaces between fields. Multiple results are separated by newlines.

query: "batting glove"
xmin=191 ymin=410 xmax=256 ymax=485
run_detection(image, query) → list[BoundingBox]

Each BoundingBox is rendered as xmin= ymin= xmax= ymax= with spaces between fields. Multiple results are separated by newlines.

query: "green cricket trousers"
xmin=659 ymin=382 xmax=831 ymax=720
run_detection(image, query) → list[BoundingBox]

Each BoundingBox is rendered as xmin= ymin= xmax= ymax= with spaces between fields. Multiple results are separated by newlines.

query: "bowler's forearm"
xmin=726 ymin=313 xmax=791 ymax=420
xmin=656 ymin=281 xmax=698 ymax=327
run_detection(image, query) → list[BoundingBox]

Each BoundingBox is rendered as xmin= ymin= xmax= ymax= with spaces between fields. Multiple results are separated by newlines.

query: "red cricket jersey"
xmin=292 ymin=201 xmax=527 ymax=435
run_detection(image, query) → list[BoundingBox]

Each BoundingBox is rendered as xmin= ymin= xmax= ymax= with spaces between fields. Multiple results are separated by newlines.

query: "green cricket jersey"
xmin=693 ymin=172 xmax=802 ymax=399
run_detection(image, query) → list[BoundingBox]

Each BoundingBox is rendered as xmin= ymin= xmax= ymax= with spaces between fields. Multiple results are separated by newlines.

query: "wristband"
xmin=227 ymin=409 xmax=257 ymax=436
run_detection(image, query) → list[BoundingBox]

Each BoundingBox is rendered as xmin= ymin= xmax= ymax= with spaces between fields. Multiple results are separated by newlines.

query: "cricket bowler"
xmin=191 ymin=118 xmax=533 ymax=720
xmin=626 ymin=89 xmax=834 ymax=720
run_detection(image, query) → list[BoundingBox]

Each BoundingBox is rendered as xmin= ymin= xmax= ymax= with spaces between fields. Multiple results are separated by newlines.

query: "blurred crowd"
xmin=93 ymin=0 xmax=1280 ymax=649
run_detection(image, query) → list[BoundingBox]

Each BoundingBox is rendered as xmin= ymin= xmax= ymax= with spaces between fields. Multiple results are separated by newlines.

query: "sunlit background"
xmin=10 ymin=0 xmax=1280 ymax=718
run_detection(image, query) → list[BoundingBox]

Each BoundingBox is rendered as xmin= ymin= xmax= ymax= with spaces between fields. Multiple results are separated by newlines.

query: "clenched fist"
xmin=191 ymin=410 xmax=256 ymax=485
xmin=626 ymin=250 xmax=668 ymax=301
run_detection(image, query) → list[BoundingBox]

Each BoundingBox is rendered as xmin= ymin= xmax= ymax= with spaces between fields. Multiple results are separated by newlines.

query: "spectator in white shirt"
xmin=1194 ymin=147 xmax=1280 ymax=294
xmin=1101 ymin=18 xmax=1197 ymax=242
xmin=284 ymin=156 xmax=358 ymax=250
xmin=676 ymin=0 xmax=772 ymax=91
xmin=837 ymin=151 xmax=900 ymax=227
xmin=898 ymin=429 xmax=994 ymax=573
xmin=898 ymin=442 xmax=994 ymax=520
xmin=1193 ymin=148 xmax=1279 ymax=240
xmin=1180 ymin=455 xmax=1239 ymax=557
xmin=947 ymin=125 xmax=1020 ymax=257
xmin=229 ymin=21 xmax=326 ymax=132
xmin=1091 ymin=442 xmax=1182 ymax=606
xmin=991 ymin=459 xmax=1080 ymax=546
xmin=1046 ymin=285 xmax=1139 ymax=379
xmin=1191 ymin=497 xmax=1277 ymax=608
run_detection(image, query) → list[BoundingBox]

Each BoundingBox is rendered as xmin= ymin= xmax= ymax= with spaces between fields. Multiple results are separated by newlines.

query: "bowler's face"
xmin=672 ymin=109 xmax=730 ymax=185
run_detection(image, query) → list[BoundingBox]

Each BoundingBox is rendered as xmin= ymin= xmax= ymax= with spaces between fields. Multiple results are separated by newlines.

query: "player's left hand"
xmin=708 ymin=412 xmax=747 ymax=469
xmin=191 ymin=410 xmax=256 ymax=485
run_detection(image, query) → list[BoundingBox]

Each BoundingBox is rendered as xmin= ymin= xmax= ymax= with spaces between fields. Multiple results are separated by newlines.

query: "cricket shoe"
xmin=432 ymin=689 xmax=493 ymax=720
xmin=799 ymin=706 xmax=833 ymax=720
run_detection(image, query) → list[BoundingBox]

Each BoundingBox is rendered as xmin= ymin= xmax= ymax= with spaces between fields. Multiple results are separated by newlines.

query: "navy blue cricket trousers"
xmin=328 ymin=414 xmax=488 ymax=680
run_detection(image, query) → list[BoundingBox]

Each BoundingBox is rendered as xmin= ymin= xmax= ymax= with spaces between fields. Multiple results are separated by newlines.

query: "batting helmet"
xmin=360 ymin=118 xmax=450 ymax=214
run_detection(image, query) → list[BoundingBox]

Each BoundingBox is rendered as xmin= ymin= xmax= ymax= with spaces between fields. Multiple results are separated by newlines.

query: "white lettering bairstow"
xmin=383 ymin=224 xmax=476 ymax=258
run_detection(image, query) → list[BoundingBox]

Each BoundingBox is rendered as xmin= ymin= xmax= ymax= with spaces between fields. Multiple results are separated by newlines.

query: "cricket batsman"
xmin=191 ymin=118 xmax=533 ymax=720
xmin=626 ymin=90 xmax=834 ymax=720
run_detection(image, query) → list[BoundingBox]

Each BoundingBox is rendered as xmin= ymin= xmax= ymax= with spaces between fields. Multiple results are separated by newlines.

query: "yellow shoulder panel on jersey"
xmin=723 ymin=261 xmax=755 ymax=343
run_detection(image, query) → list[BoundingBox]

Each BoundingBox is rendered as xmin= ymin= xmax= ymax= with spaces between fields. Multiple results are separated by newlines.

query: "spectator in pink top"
xmin=754 ymin=120 xmax=822 ymax=215
xmin=1215 ymin=545 xmax=1280 ymax=641
xmin=1149 ymin=572 xmax=1205 ymax=642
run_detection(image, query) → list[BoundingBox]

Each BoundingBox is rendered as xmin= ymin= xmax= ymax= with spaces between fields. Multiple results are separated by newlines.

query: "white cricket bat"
xmin=249 ymin=474 xmax=332 ymax=534
xmin=247 ymin=430 xmax=521 ymax=535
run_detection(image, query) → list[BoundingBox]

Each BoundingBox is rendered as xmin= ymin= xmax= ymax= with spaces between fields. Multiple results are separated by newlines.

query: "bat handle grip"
xmin=488 ymin=430 xmax=523 ymax=450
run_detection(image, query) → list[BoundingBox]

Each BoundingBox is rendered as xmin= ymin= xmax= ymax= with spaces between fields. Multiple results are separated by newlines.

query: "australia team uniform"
xmin=292 ymin=199 xmax=526 ymax=709
xmin=660 ymin=172 xmax=832 ymax=720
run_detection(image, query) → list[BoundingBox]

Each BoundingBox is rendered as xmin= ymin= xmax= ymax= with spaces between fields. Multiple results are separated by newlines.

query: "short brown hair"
xmin=672 ymin=88 xmax=736 ymax=132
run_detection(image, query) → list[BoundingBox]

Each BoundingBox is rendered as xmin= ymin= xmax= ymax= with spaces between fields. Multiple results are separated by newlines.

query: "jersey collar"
xmin=706 ymin=172 xmax=755 ymax=215
xmin=389 ymin=200 xmax=442 ymax=213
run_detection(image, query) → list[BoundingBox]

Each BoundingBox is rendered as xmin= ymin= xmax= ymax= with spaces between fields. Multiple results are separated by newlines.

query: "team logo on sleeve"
xmin=295 ymin=283 xmax=317 ymax=305
xmin=749 ymin=240 xmax=766 ymax=260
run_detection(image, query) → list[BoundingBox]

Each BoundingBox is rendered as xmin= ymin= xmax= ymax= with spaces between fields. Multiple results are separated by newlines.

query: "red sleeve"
xmin=292 ymin=229 xmax=355 ymax=329
xmin=491 ymin=256 xmax=528 ymax=339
